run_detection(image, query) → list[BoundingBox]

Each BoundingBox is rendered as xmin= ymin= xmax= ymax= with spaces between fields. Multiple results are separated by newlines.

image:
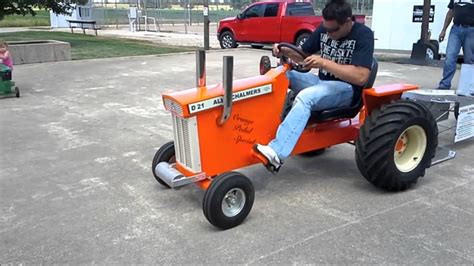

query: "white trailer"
xmin=50 ymin=3 xmax=94 ymax=28
xmin=372 ymin=0 xmax=459 ymax=59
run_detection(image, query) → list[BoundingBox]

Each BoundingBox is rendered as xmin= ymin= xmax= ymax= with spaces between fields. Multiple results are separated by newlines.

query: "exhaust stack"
xmin=196 ymin=50 xmax=206 ymax=88
xmin=218 ymin=56 xmax=234 ymax=125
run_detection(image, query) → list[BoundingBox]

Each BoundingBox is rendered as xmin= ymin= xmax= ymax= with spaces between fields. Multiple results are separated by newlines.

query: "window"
xmin=286 ymin=2 xmax=315 ymax=16
xmin=78 ymin=7 xmax=91 ymax=18
xmin=264 ymin=3 xmax=280 ymax=17
xmin=244 ymin=4 xmax=264 ymax=18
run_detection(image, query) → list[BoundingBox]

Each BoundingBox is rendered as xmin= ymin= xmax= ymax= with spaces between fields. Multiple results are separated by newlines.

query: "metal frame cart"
xmin=403 ymin=90 xmax=474 ymax=165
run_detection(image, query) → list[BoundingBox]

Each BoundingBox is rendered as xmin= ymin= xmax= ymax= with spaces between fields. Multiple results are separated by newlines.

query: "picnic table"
xmin=66 ymin=19 xmax=99 ymax=36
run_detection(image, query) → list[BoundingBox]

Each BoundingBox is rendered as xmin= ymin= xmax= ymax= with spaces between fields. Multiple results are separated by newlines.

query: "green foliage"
xmin=0 ymin=0 xmax=88 ymax=21
xmin=0 ymin=10 xmax=50 ymax=27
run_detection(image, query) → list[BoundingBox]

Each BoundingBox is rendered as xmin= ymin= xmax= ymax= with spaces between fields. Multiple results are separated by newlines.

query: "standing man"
xmin=253 ymin=0 xmax=374 ymax=172
xmin=437 ymin=0 xmax=474 ymax=96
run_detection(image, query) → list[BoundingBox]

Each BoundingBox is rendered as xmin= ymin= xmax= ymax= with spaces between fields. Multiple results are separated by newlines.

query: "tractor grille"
xmin=172 ymin=114 xmax=201 ymax=173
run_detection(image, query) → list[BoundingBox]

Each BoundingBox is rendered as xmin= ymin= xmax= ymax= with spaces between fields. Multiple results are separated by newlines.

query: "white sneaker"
xmin=254 ymin=144 xmax=282 ymax=173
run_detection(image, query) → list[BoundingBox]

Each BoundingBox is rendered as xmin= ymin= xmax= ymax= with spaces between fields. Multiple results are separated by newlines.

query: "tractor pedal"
xmin=265 ymin=164 xmax=281 ymax=175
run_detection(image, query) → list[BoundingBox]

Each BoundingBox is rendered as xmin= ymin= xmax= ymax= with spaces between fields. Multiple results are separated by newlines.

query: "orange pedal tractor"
xmin=152 ymin=44 xmax=438 ymax=230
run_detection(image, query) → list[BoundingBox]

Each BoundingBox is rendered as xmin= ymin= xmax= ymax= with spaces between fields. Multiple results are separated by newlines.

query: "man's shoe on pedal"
xmin=254 ymin=144 xmax=282 ymax=174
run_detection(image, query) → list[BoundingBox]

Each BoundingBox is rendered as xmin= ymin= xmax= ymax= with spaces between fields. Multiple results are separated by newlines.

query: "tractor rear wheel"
xmin=355 ymin=100 xmax=438 ymax=191
xmin=151 ymin=141 xmax=175 ymax=188
xmin=203 ymin=172 xmax=254 ymax=230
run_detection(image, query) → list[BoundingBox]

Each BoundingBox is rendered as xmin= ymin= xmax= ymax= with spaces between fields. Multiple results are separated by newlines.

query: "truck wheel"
xmin=219 ymin=31 xmax=238 ymax=49
xmin=295 ymin=32 xmax=311 ymax=48
xmin=151 ymin=141 xmax=175 ymax=188
xmin=355 ymin=100 xmax=438 ymax=191
xmin=426 ymin=42 xmax=440 ymax=60
xmin=203 ymin=171 xmax=254 ymax=230
xmin=15 ymin=87 xmax=20 ymax=98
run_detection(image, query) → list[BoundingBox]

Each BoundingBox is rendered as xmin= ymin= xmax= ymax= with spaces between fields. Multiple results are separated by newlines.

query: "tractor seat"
xmin=310 ymin=58 xmax=378 ymax=122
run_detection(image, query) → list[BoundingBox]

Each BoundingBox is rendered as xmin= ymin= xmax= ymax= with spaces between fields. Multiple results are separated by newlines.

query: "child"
xmin=0 ymin=40 xmax=13 ymax=70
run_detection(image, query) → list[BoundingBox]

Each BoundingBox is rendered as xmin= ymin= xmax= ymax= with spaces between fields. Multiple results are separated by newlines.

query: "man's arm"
xmin=304 ymin=57 xmax=369 ymax=86
xmin=439 ymin=9 xmax=454 ymax=42
xmin=323 ymin=61 xmax=369 ymax=86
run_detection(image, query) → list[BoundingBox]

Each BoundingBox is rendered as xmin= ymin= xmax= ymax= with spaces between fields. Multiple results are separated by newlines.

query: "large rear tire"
xmin=355 ymin=100 xmax=438 ymax=191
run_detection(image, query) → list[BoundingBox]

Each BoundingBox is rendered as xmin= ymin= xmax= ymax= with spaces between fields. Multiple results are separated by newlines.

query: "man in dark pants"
xmin=437 ymin=0 xmax=474 ymax=96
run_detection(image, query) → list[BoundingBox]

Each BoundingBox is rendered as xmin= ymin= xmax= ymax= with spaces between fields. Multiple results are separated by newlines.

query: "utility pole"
xmin=204 ymin=0 xmax=210 ymax=50
xmin=421 ymin=0 xmax=431 ymax=42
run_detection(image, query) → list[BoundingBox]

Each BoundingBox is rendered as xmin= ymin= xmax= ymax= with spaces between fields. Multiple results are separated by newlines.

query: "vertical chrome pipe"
xmin=196 ymin=50 xmax=206 ymax=87
xmin=218 ymin=56 xmax=233 ymax=125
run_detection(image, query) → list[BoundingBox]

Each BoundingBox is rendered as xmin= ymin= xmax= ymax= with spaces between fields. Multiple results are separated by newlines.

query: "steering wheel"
xmin=276 ymin=43 xmax=310 ymax=73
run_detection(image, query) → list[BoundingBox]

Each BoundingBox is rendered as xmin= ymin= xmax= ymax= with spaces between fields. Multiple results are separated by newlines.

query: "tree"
xmin=0 ymin=0 xmax=88 ymax=21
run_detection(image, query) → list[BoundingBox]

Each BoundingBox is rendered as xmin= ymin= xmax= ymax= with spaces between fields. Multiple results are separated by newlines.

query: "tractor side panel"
xmin=292 ymin=119 xmax=362 ymax=155
xmin=196 ymin=74 xmax=290 ymax=177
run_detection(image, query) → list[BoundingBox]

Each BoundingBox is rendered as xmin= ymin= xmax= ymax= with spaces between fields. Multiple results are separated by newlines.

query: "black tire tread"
xmin=355 ymin=100 xmax=438 ymax=191
xmin=203 ymin=171 xmax=254 ymax=230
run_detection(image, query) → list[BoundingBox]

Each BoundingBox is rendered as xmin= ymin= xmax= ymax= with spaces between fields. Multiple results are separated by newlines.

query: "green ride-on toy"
xmin=0 ymin=64 xmax=19 ymax=98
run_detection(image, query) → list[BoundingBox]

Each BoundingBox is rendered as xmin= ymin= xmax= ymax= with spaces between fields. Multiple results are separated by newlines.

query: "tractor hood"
xmin=163 ymin=75 xmax=276 ymax=118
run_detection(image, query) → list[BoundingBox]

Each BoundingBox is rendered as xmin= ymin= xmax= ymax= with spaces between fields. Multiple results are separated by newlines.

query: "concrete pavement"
xmin=0 ymin=49 xmax=473 ymax=263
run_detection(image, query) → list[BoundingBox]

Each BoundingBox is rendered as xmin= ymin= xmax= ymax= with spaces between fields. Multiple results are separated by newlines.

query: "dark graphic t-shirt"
xmin=301 ymin=22 xmax=374 ymax=90
xmin=449 ymin=0 xmax=474 ymax=26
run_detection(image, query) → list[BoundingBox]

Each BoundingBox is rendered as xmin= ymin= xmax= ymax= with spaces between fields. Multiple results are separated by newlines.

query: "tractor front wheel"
xmin=203 ymin=172 xmax=254 ymax=230
xmin=355 ymin=100 xmax=438 ymax=191
xmin=151 ymin=141 xmax=175 ymax=188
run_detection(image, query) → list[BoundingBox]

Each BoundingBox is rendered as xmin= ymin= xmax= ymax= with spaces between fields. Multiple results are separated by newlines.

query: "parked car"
xmin=217 ymin=0 xmax=365 ymax=49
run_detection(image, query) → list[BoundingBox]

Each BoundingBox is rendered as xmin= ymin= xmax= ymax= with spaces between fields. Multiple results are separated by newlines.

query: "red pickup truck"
xmin=217 ymin=0 xmax=365 ymax=49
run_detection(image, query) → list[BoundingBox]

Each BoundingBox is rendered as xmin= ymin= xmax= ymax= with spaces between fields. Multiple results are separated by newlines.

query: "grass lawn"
xmin=0 ymin=11 xmax=50 ymax=27
xmin=0 ymin=31 xmax=195 ymax=60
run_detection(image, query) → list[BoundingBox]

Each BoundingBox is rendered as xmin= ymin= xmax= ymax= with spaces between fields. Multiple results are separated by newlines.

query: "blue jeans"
xmin=439 ymin=25 xmax=474 ymax=93
xmin=268 ymin=70 xmax=354 ymax=160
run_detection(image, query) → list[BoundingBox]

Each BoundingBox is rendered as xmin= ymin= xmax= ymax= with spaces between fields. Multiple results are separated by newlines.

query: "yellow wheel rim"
xmin=394 ymin=125 xmax=427 ymax=172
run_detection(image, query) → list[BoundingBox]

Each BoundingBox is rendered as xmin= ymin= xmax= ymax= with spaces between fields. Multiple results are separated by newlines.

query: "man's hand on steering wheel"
xmin=303 ymin=55 xmax=327 ymax=69
xmin=274 ymin=43 xmax=311 ymax=73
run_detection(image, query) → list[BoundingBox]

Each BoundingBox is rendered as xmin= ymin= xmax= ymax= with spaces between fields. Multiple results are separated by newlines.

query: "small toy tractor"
xmin=0 ymin=64 xmax=19 ymax=98
xmin=152 ymin=45 xmax=438 ymax=230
